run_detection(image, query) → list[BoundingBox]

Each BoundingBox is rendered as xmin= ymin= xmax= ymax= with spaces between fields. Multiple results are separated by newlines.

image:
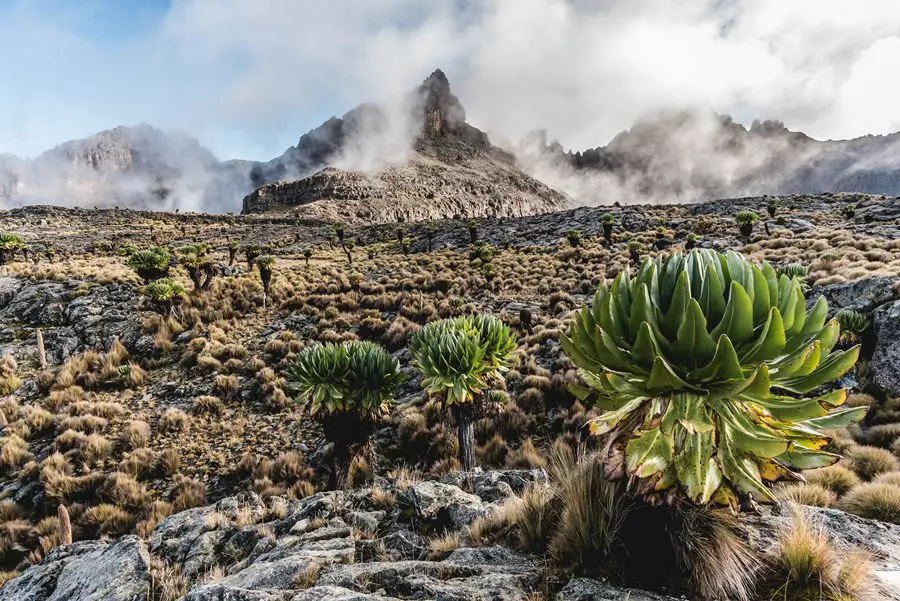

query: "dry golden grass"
xmin=765 ymin=507 xmax=873 ymax=601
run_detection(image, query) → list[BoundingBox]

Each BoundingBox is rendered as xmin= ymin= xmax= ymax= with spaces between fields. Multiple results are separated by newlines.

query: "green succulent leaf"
xmin=626 ymin=427 xmax=674 ymax=477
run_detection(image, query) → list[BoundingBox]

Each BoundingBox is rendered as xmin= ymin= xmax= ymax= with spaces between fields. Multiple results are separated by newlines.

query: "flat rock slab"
xmin=290 ymin=586 xmax=401 ymax=601
xmin=555 ymin=578 xmax=681 ymax=601
xmin=0 ymin=535 xmax=151 ymax=601
xmin=407 ymin=481 xmax=490 ymax=528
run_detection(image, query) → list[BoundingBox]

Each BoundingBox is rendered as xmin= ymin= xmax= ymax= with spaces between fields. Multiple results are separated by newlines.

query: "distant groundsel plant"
xmin=127 ymin=246 xmax=171 ymax=283
xmin=287 ymin=341 xmax=404 ymax=489
xmin=0 ymin=232 xmax=27 ymax=264
xmin=561 ymin=249 xmax=863 ymax=509
xmin=142 ymin=278 xmax=185 ymax=315
xmin=410 ymin=315 xmax=517 ymax=471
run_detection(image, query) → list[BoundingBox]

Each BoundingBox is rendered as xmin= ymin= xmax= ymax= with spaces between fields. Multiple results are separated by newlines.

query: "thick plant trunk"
xmin=321 ymin=411 xmax=373 ymax=490
xmin=332 ymin=445 xmax=351 ymax=490
xmin=452 ymin=404 xmax=475 ymax=472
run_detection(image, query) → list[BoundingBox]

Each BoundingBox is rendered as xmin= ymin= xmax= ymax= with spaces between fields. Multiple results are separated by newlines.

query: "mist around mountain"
xmin=518 ymin=109 xmax=900 ymax=206
xmin=4 ymin=71 xmax=900 ymax=216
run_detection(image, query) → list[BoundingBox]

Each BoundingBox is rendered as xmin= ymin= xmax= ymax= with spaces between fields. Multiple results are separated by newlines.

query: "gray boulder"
xmin=813 ymin=276 xmax=899 ymax=313
xmin=871 ymin=300 xmax=900 ymax=396
xmin=0 ymin=536 xmax=151 ymax=601
xmin=2 ymin=281 xmax=70 ymax=326
xmin=555 ymin=578 xmax=680 ymax=601
xmin=407 ymin=481 xmax=490 ymax=529
xmin=0 ymin=277 xmax=23 ymax=309
xmin=66 ymin=283 xmax=144 ymax=351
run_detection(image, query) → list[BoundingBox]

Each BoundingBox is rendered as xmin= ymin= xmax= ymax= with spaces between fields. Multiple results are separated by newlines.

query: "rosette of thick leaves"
xmin=287 ymin=341 xmax=404 ymax=417
xmin=410 ymin=315 xmax=516 ymax=405
xmin=561 ymin=249 xmax=864 ymax=508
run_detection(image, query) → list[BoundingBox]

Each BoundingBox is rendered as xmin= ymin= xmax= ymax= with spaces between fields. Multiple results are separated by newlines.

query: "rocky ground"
xmin=0 ymin=192 xmax=900 ymax=599
xmin=3 ymin=469 xmax=900 ymax=601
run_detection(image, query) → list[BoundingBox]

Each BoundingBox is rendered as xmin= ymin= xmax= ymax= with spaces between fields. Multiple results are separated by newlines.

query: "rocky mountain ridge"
xmin=520 ymin=108 xmax=900 ymax=204
xmin=7 ymin=71 xmax=900 ymax=220
xmin=240 ymin=71 xmax=570 ymax=223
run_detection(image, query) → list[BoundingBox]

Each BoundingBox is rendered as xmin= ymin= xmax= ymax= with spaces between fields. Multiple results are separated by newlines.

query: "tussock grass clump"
xmin=191 ymin=395 xmax=224 ymax=416
xmin=873 ymin=471 xmax=900 ymax=487
xmin=839 ymin=483 xmax=900 ymax=524
xmin=546 ymin=456 xmax=628 ymax=574
xmin=171 ymin=476 xmax=206 ymax=512
xmin=121 ymin=420 xmax=151 ymax=450
xmin=79 ymin=504 xmax=135 ymax=538
xmin=777 ymin=483 xmax=838 ymax=508
xmin=844 ymin=393 xmax=875 ymax=409
xmin=804 ymin=465 xmax=861 ymax=496
xmin=764 ymin=508 xmax=872 ymax=601
xmin=427 ymin=531 xmax=460 ymax=559
xmin=0 ymin=355 xmax=21 ymax=396
xmin=668 ymin=503 xmax=759 ymax=601
xmin=847 ymin=445 xmax=900 ymax=480
xmin=867 ymin=423 xmax=900 ymax=449
xmin=158 ymin=408 xmax=191 ymax=433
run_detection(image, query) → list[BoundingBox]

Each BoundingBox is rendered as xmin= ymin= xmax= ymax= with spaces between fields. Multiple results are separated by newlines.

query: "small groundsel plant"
xmin=734 ymin=211 xmax=759 ymax=236
xmin=0 ymin=232 xmax=26 ymax=264
xmin=127 ymin=246 xmax=171 ymax=283
xmin=835 ymin=309 xmax=870 ymax=345
xmin=561 ymin=249 xmax=863 ymax=509
xmin=142 ymin=278 xmax=185 ymax=315
xmin=287 ymin=341 xmax=404 ymax=488
xmin=411 ymin=315 xmax=517 ymax=471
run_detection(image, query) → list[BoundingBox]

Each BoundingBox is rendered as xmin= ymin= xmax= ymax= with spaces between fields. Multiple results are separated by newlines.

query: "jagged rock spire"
xmin=418 ymin=69 xmax=466 ymax=138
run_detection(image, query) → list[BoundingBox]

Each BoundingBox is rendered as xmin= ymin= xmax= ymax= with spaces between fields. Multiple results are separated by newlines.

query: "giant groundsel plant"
xmin=561 ymin=249 xmax=865 ymax=509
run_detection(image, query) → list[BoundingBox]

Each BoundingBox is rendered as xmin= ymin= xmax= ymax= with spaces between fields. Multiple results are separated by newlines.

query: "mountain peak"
xmin=417 ymin=68 xmax=466 ymax=137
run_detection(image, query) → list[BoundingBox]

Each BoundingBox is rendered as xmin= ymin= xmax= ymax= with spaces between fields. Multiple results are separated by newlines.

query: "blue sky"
xmin=2 ymin=0 xmax=900 ymax=161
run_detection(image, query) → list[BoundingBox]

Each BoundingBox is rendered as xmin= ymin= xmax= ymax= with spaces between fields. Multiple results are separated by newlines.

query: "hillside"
xmin=520 ymin=109 xmax=900 ymax=204
xmin=1 ymin=194 xmax=900 ymax=600
xmin=240 ymin=71 xmax=570 ymax=223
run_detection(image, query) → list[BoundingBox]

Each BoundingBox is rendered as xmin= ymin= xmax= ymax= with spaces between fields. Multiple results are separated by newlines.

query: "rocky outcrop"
xmin=872 ymin=300 xmax=900 ymax=396
xmin=0 ymin=279 xmax=144 ymax=365
xmin=0 ymin=536 xmax=151 ymax=601
xmin=242 ymin=71 xmax=569 ymax=224
xmin=4 ymin=470 xmax=900 ymax=601
xmin=815 ymin=276 xmax=900 ymax=314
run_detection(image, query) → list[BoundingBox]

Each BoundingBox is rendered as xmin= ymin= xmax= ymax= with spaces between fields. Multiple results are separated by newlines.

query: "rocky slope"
xmin=1 ymin=195 xmax=900 ymax=599
xmin=0 ymin=125 xmax=251 ymax=213
xmin=240 ymin=71 xmax=570 ymax=224
xmin=520 ymin=109 xmax=900 ymax=204
xmin=3 ymin=470 xmax=900 ymax=601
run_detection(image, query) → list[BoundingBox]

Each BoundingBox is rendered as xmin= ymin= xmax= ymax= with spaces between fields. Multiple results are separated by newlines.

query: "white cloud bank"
xmin=2 ymin=0 xmax=900 ymax=160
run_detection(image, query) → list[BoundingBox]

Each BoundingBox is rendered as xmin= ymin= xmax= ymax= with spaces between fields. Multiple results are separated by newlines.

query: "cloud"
xmin=2 ymin=0 xmax=900 ymax=206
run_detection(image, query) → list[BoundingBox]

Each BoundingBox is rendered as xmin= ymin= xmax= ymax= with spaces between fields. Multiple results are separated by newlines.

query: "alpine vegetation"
xmin=562 ymin=249 xmax=864 ymax=509
xmin=411 ymin=315 xmax=517 ymax=471
xmin=287 ymin=340 xmax=404 ymax=488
